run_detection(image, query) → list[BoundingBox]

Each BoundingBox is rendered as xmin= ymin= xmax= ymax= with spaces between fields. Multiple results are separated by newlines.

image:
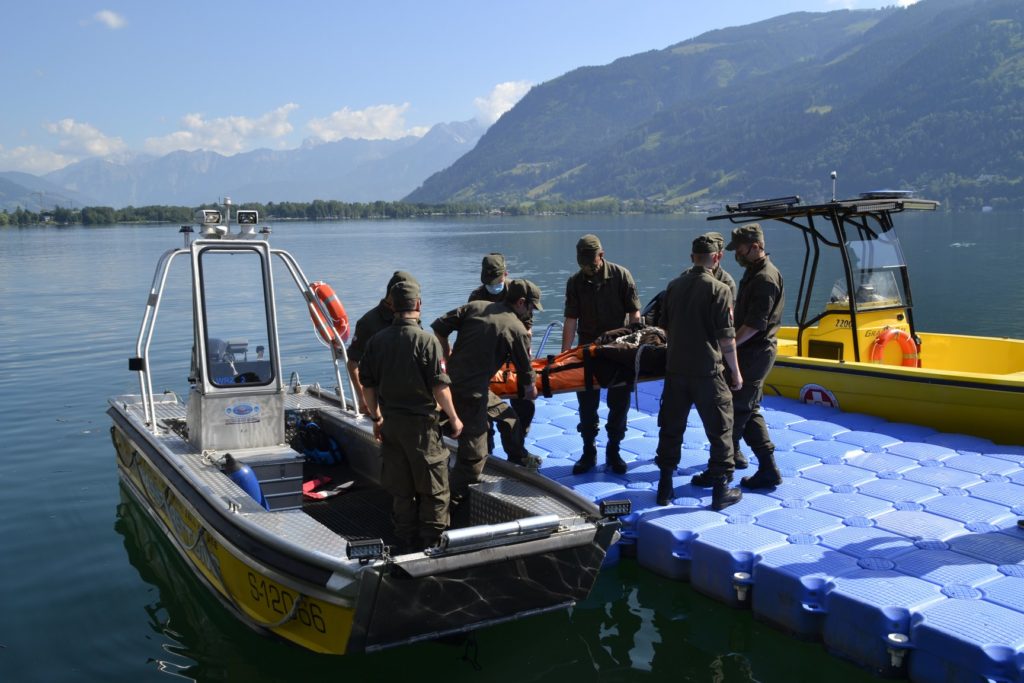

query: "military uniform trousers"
xmin=379 ymin=412 xmax=450 ymax=546
xmin=451 ymin=389 xmax=492 ymax=497
xmin=733 ymin=345 xmax=777 ymax=457
xmin=485 ymin=391 xmax=532 ymax=461
xmin=576 ymin=383 xmax=631 ymax=445
xmin=655 ymin=373 xmax=735 ymax=477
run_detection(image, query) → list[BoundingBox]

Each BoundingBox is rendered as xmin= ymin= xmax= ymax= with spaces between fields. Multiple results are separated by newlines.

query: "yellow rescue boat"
xmin=709 ymin=193 xmax=1024 ymax=445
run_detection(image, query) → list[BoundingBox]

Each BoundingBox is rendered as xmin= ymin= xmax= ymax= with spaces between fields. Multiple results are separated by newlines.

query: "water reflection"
xmin=115 ymin=482 xmax=875 ymax=682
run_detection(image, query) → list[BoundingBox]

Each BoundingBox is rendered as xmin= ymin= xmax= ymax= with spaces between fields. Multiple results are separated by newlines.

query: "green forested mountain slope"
xmin=408 ymin=0 xmax=1023 ymax=210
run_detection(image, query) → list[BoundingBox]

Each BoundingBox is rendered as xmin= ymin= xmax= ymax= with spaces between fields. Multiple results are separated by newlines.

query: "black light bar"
xmin=729 ymin=196 xmax=802 ymax=213
xmin=599 ymin=499 xmax=632 ymax=518
xmin=346 ymin=538 xmax=385 ymax=562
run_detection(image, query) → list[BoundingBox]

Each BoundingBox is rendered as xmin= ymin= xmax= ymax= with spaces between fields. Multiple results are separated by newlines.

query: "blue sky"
xmin=0 ymin=0 xmax=916 ymax=175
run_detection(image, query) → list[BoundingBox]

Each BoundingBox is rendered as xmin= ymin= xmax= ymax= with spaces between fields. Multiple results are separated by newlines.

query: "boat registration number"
xmin=247 ymin=572 xmax=328 ymax=634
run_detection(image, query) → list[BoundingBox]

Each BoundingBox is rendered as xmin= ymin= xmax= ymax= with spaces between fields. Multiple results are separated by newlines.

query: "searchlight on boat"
xmin=196 ymin=209 xmax=226 ymax=238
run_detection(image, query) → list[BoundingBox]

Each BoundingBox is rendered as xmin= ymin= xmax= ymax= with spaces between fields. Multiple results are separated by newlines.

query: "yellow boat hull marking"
xmin=112 ymin=427 xmax=354 ymax=654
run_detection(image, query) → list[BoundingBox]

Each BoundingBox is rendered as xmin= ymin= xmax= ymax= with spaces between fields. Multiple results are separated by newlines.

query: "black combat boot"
xmin=690 ymin=469 xmax=716 ymax=487
xmin=711 ymin=476 xmax=742 ymax=511
xmin=656 ymin=468 xmax=675 ymax=506
xmin=572 ymin=442 xmax=598 ymax=474
xmin=740 ymin=450 xmax=782 ymax=489
xmin=733 ymin=445 xmax=749 ymax=470
xmin=605 ymin=441 xmax=627 ymax=475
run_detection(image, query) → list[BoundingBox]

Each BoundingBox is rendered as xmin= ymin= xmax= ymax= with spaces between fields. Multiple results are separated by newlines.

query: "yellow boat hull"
xmin=771 ymin=328 xmax=1024 ymax=445
xmin=112 ymin=427 xmax=356 ymax=654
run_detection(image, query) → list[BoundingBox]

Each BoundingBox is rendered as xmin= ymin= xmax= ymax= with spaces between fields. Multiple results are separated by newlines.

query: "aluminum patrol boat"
xmin=107 ymin=201 xmax=620 ymax=654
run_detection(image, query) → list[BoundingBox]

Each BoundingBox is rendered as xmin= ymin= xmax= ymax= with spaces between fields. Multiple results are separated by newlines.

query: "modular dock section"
xmin=504 ymin=379 xmax=1024 ymax=682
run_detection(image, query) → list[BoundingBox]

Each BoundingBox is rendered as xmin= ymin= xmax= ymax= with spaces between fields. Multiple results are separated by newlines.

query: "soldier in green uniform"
xmin=703 ymin=230 xmax=748 ymax=470
xmin=726 ymin=223 xmax=785 ymax=490
xmin=468 ymin=253 xmax=539 ymax=469
xmin=563 ymin=234 xmax=641 ymax=475
xmin=358 ymin=280 xmax=463 ymax=552
xmin=655 ymin=235 xmax=744 ymax=509
xmin=346 ymin=270 xmax=418 ymax=414
xmin=432 ymin=279 xmax=542 ymax=499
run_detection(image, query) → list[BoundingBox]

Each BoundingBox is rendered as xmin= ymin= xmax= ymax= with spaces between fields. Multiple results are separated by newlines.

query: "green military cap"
xmin=691 ymin=234 xmax=718 ymax=254
xmin=390 ymin=280 xmax=420 ymax=312
xmin=725 ymin=223 xmax=764 ymax=251
xmin=386 ymin=270 xmax=418 ymax=293
xmin=575 ymin=234 xmax=603 ymax=264
xmin=506 ymin=278 xmax=544 ymax=311
xmin=480 ymin=253 xmax=506 ymax=285
xmin=703 ymin=231 xmax=725 ymax=251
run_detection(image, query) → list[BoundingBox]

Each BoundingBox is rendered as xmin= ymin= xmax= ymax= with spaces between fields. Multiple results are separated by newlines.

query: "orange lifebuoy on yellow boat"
xmin=869 ymin=326 xmax=919 ymax=367
xmin=311 ymin=281 xmax=350 ymax=343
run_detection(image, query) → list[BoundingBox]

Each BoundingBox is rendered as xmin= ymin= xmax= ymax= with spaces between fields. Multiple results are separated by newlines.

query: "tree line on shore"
xmin=0 ymin=197 xmax=665 ymax=226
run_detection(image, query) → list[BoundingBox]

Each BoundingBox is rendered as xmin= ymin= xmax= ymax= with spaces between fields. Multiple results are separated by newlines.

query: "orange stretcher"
xmin=490 ymin=327 xmax=667 ymax=398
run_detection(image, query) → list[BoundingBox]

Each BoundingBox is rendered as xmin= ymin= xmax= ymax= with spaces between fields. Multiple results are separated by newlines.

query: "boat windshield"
xmin=199 ymin=249 xmax=274 ymax=387
xmin=822 ymin=230 xmax=909 ymax=312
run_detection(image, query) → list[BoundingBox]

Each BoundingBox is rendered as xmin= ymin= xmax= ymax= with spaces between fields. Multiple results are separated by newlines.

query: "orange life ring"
xmin=311 ymin=281 xmax=350 ymax=343
xmin=869 ymin=326 xmax=919 ymax=367
xmin=307 ymin=300 xmax=338 ymax=347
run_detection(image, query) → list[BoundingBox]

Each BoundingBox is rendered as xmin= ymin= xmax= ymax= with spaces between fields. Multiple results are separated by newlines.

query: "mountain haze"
xmin=407 ymin=0 xmax=1024 ymax=209
xmin=36 ymin=119 xmax=485 ymax=209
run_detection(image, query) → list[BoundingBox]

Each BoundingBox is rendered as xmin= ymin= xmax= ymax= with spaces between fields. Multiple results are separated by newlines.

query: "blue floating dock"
xmin=505 ymin=381 xmax=1024 ymax=682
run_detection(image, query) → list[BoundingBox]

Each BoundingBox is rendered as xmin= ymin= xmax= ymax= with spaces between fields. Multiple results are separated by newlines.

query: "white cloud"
xmin=474 ymin=81 xmax=532 ymax=126
xmin=45 ymin=118 xmax=127 ymax=156
xmin=143 ymin=103 xmax=299 ymax=155
xmin=0 ymin=144 xmax=75 ymax=174
xmin=306 ymin=103 xmax=428 ymax=142
xmin=94 ymin=10 xmax=126 ymax=29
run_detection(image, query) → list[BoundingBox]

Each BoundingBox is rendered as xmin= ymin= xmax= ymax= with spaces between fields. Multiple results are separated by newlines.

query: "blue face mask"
xmin=486 ymin=282 xmax=505 ymax=295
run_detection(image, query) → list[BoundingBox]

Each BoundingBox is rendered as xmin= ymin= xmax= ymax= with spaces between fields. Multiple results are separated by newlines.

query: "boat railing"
xmin=533 ymin=320 xmax=563 ymax=359
xmin=271 ymin=249 xmax=360 ymax=414
xmin=133 ymin=247 xmax=190 ymax=429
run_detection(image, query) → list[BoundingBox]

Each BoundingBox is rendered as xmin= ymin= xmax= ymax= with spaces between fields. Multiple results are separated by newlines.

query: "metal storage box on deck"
xmin=235 ymin=448 xmax=305 ymax=510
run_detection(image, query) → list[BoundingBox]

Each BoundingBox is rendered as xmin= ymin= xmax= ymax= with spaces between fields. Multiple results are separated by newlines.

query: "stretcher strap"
xmin=541 ymin=355 xmax=554 ymax=398
xmin=582 ymin=345 xmax=595 ymax=392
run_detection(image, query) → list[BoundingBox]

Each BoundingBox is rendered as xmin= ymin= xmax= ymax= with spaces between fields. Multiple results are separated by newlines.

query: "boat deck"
xmin=511 ymin=379 xmax=1024 ymax=682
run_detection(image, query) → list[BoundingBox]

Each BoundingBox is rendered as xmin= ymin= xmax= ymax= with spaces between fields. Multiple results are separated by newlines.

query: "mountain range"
xmin=0 ymin=119 xmax=484 ymax=211
xmin=407 ymin=0 xmax=1024 ymax=210
xmin=4 ymin=0 xmax=1021 ymax=213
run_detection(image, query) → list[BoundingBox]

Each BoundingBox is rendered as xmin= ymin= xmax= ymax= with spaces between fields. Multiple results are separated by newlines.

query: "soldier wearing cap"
xmin=655 ymin=235 xmax=744 ymax=509
xmin=358 ymin=279 xmax=463 ymax=552
xmin=563 ymin=234 xmax=641 ymax=475
xmin=467 ymin=253 xmax=539 ymax=469
xmin=469 ymin=253 xmax=510 ymax=302
xmin=643 ymin=232 xmax=736 ymax=327
xmin=722 ymin=222 xmax=785 ymax=490
xmin=346 ymin=270 xmax=419 ymax=413
xmin=432 ymin=279 xmax=542 ymax=498
xmin=705 ymin=231 xmax=737 ymax=299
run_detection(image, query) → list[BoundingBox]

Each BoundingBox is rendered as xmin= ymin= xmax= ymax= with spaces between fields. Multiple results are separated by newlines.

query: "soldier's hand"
xmin=730 ymin=373 xmax=743 ymax=391
xmin=372 ymin=419 xmax=383 ymax=442
xmin=523 ymin=384 xmax=538 ymax=401
xmin=449 ymin=417 xmax=463 ymax=438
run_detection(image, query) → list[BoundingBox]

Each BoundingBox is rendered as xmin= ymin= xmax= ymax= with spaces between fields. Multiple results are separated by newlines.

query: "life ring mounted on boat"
xmin=309 ymin=281 xmax=350 ymax=345
xmin=868 ymin=326 xmax=919 ymax=367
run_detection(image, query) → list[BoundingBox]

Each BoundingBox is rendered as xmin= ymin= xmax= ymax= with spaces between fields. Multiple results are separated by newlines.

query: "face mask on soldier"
xmin=486 ymin=282 xmax=505 ymax=295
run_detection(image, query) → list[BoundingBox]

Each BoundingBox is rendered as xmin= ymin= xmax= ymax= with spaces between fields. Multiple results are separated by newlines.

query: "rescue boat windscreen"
xmin=198 ymin=249 xmax=274 ymax=387
xmin=817 ymin=230 xmax=909 ymax=314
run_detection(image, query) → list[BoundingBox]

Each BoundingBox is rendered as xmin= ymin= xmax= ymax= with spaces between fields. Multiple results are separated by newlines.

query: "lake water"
xmin=1 ymin=210 xmax=1021 ymax=682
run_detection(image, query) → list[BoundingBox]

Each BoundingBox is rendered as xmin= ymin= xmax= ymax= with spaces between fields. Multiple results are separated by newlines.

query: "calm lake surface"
xmin=1 ymin=211 xmax=1021 ymax=682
